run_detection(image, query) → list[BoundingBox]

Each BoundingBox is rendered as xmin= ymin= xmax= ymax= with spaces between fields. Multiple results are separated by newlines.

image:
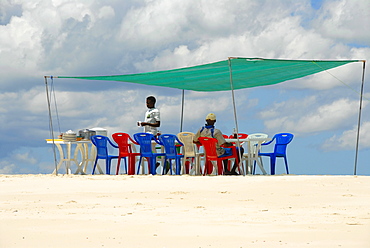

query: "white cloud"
xmin=322 ymin=121 xmax=370 ymax=151
xmin=312 ymin=0 xmax=370 ymax=45
xmin=14 ymin=152 xmax=37 ymax=164
xmin=98 ymin=6 xmax=115 ymax=19
xmin=261 ymin=97 xmax=363 ymax=134
xmin=0 ymin=161 xmax=16 ymax=174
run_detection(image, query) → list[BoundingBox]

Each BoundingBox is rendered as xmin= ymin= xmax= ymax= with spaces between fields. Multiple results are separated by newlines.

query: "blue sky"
xmin=0 ymin=0 xmax=369 ymax=175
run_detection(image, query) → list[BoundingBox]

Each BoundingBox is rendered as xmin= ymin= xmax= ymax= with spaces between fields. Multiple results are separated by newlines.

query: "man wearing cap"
xmin=194 ymin=113 xmax=241 ymax=175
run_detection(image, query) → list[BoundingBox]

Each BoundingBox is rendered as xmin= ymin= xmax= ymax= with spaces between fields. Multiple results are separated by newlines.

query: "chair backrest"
xmin=248 ymin=133 xmax=268 ymax=139
xmin=112 ymin=133 xmax=135 ymax=156
xmin=198 ymin=137 xmax=219 ymax=160
xmin=91 ymin=135 xmax=109 ymax=158
xmin=246 ymin=133 xmax=269 ymax=154
xmin=158 ymin=134 xmax=183 ymax=157
xmin=228 ymin=133 xmax=248 ymax=145
xmin=228 ymin=133 xmax=248 ymax=139
xmin=133 ymin=132 xmax=156 ymax=156
xmin=177 ymin=132 xmax=196 ymax=157
xmin=273 ymin=133 xmax=294 ymax=155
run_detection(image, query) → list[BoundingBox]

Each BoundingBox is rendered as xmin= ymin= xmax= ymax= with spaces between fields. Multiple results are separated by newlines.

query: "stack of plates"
xmin=62 ymin=133 xmax=76 ymax=142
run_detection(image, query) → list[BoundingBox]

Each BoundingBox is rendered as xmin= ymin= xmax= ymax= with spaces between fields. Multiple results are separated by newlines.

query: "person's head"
xmin=146 ymin=96 xmax=156 ymax=108
xmin=205 ymin=113 xmax=216 ymax=125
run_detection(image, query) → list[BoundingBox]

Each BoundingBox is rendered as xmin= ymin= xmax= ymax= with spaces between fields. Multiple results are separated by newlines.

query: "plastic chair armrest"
xmin=154 ymin=138 xmax=163 ymax=145
xmin=108 ymin=139 xmax=119 ymax=148
xmin=175 ymin=138 xmax=184 ymax=146
xmin=129 ymin=137 xmax=139 ymax=145
xmin=261 ymin=139 xmax=273 ymax=146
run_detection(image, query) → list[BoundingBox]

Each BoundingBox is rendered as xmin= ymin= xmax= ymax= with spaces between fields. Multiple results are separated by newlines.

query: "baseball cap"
xmin=205 ymin=113 xmax=216 ymax=120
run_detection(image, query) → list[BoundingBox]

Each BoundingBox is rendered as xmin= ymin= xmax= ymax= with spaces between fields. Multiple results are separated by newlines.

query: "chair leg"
xmin=169 ymin=159 xmax=173 ymax=175
xmin=185 ymin=159 xmax=191 ymax=174
xmin=213 ymin=161 xmax=219 ymax=175
xmin=106 ymin=159 xmax=112 ymax=175
xmin=203 ymin=160 xmax=210 ymax=175
xmin=270 ymin=156 xmax=276 ymax=175
xmin=175 ymin=158 xmax=181 ymax=175
xmin=92 ymin=158 xmax=98 ymax=175
xmin=123 ymin=157 xmax=128 ymax=174
xmin=183 ymin=158 xmax=190 ymax=174
xmin=116 ymin=157 xmax=121 ymax=175
xmin=284 ymin=156 xmax=289 ymax=174
xmin=195 ymin=155 xmax=201 ymax=175
xmin=150 ymin=157 xmax=157 ymax=175
xmin=165 ymin=159 xmax=173 ymax=175
xmin=217 ymin=160 xmax=224 ymax=175
xmin=162 ymin=159 xmax=167 ymax=175
xmin=137 ymin=157 xmax=143 ymax=174
xmin=128 ymin=155 xmax=136 ymax=175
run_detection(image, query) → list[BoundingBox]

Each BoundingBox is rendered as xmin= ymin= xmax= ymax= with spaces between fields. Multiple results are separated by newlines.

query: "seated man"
xmin=193 ymin=113 xmax=243 ymax=175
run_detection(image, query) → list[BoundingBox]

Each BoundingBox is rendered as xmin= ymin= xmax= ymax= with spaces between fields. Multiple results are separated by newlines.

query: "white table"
xmin=46 ymin=140 xmax=101 ymax=175
xmin=225 ymin=137 xmax=270 ymax=175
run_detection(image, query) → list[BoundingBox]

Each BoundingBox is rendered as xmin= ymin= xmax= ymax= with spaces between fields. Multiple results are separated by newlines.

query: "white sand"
xmin=1 ymin=174 xmax=370 ymax=247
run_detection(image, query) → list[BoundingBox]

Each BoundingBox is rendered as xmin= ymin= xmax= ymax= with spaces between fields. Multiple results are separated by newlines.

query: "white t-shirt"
xmin=144 ymin=107 xmax=160 ymax=135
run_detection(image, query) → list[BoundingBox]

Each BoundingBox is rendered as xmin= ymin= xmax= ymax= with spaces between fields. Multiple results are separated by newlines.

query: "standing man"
xmin=193 ymin=113 xmax=242 ymax=175
xmin=139 ymin=96 xmax=160 ymax=135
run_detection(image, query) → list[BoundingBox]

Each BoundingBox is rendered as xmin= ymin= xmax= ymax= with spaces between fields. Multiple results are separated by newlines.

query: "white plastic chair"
xmin=241 ymin=133 xmax=269 ymax=175
xmin=177 ymin=132 xmax=204 ymax=175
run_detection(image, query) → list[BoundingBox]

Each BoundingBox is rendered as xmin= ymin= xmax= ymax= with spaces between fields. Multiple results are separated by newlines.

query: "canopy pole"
xmin=45 ymin=76 xmax=58 ymax=176
xmin=228 ymin=57 xmax=243 ymax=173
xmin=180 ymin=89 xmax=185 ymax=132
xmin=354 ymin=61 xmax=366 ymax=175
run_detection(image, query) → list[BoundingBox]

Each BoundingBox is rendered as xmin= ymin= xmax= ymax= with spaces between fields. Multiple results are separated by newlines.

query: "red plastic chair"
xmin=228 ymin=133 xmax=248 ymax=145
xmin=198 ymin=137 xmax=238 ymax=175
xmin=112 ymin=133 xmax=140 ymax=175
xmin=222 ymin=133 xmax=248 ymax=171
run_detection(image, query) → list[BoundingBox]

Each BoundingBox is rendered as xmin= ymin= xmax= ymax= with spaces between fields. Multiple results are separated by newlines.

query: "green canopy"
xmin=47 ymin=57 xmax=365 ymax=175
xmin=58 ymin=57 xmax=360 ymax=91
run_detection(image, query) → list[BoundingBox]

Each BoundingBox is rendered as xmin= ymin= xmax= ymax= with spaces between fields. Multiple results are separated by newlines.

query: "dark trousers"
xmin=223 ymin=147 xmax=244 ymax=172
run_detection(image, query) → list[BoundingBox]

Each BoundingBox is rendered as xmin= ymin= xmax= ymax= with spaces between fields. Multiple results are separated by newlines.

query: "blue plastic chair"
xmin=158 ymin=134 xmax=184 ymax=175
xmin=258 ymin=133 xmax=294 ymax=175
xmin=91 ymin=135 xmax=119 ymax=175
xmin=133 ymin=133 xmax=165 ymax=175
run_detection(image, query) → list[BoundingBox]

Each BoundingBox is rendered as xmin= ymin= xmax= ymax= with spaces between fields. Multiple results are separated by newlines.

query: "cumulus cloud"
xmin=14 ymin=152 xmax=37 ymax=164
xmin=260 ymin=96 xmax=364 ymax=134
xmin=0 ymin=161 xmax=16 ymax=174
xmin=322 ymin=121 xmax=370 ymax=150
xmin=311 ymin=0 xmax=370 ymax=46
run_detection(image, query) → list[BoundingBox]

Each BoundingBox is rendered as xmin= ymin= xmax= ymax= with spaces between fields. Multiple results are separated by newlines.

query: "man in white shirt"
xmin=139 ymin=96 xmax=160 ymax=135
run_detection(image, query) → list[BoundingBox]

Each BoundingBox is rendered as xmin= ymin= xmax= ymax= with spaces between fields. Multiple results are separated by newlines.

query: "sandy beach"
xmin=1 ymin=174 xmax=370 ymax=247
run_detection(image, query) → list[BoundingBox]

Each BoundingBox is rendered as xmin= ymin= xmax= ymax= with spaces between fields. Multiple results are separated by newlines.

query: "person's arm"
xmin=214 ymin=129 xmax=233 ymax=147
xmin=221 ymin=142 xmax=233 ymax=147
xmin=141 ymin=121 xmax=160 ymax=127
xmin=193 ymin=129 xmax=201 ymax=145
xmin=141 ymin=109 xmax=160 ymax=127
